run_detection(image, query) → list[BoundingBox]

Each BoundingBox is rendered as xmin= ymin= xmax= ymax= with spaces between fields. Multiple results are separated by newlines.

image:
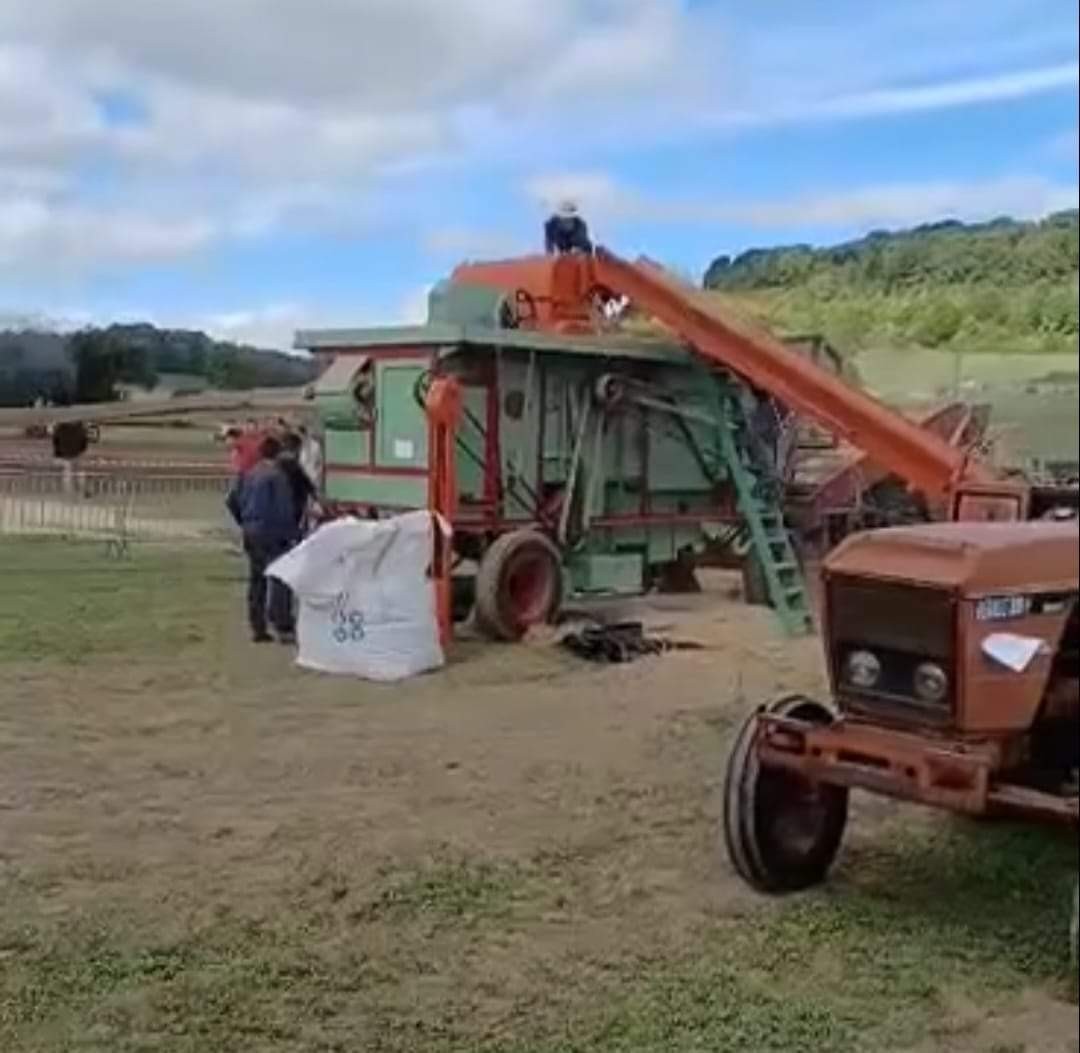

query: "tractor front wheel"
xmin=723 ymin=694 xmax=848 ymax=893
xmin=474 ymin=530 xmax=563 ymax=642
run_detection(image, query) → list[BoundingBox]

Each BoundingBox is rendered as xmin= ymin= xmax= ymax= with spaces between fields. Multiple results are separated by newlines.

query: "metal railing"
xmin=0 ymin=467 xmax=234 ymax=552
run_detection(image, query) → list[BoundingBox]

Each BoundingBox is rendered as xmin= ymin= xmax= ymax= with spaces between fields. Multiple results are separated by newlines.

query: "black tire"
xmin=723 ymin=694 xmax=848 ymax=893
xmin=474 ymin=530 xmax=563 ymax=642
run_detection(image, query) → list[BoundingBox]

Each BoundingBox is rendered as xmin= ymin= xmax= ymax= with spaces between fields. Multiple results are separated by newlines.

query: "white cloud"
xmin=422 ymin=226 xmax=524 ymax=259
xmin=0 ymin=0 xmax=1075 ymax=279
xmin=0 ymin=196 xmax=216 ymax=271
xmin=716 ymin=64 xmax=1080 ymax=129
xmin=0 ymin=0 xmax=689 ymax=111
xmin=1047 ymin=127 xmax=1080 ymax=163
xmin=524 ymin=171 xmax=638 ymax=223
xmin=200 ymin=303 xmax=309 ymax=350
xmin=203 ymin=293 xmax=431 ymax=349
xmin=524 ymin=171 xmax=1080 ymax=231
xmin=397 ymin=285 xmax=435 ymax=326
xmin=746 ymin=177 xmax=1078 ymax=228
xmin=0 ymin=162 xmax=69 ymax=195
xmin=0 ymin=44 xmax=107 ymax=165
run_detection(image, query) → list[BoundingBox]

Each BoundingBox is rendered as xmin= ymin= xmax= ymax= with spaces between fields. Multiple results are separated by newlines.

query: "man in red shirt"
xmin=226 ymin=421 xmax=264 ymax=476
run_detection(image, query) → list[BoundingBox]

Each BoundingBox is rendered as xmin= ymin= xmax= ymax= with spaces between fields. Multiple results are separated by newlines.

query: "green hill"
xmin=0 ymin=324 xmax=316 ymax=407
xmin=703 ymin=210 xmax=1079 ymax=356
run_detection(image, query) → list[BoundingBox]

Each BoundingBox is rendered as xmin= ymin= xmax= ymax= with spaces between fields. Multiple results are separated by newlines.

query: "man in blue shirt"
xmin=277 ymin=431 xmax=319 ymax=536
xmin=544 ymin=201 xmax=592 ymax=255
xmin=226 ymin=435 xmax=299 ymax=643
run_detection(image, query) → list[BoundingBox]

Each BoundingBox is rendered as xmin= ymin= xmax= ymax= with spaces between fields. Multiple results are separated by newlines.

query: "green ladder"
xmin=716 ymin=382 xmax=814 ymax=637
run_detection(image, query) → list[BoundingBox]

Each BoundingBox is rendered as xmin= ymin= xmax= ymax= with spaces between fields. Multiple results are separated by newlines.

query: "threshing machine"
xmin=296 ymin=248 xmax=1075 ymax=642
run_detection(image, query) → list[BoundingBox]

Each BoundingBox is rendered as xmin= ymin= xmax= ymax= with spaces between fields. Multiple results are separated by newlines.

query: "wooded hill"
xmin=0 ymin=324 xmax=315 ymax=407
xmin=703 ymin=209 xmax=1079 ymax=356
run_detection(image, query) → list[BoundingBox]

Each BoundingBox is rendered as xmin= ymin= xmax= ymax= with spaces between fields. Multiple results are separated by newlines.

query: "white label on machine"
xmin=981 ymin=632 xmax=1046 ymax=673
xmin=393 ymin=438 xmax=415 ymax=460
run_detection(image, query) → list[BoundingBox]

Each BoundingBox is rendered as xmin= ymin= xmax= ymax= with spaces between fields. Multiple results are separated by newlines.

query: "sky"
xmin=0 ymin=0 xmax=1077 ymax=349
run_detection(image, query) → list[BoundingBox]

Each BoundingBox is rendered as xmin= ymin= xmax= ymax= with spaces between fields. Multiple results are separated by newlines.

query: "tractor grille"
xmin=827 ymin=577 xmax=956 ymax=723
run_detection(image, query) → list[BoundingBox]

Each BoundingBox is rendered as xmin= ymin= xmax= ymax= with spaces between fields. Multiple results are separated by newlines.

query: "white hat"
xmin=556 ymin=199 xmax=578 ymax=218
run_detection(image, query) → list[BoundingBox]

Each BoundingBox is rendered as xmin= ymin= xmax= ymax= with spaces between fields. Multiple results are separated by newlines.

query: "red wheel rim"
xmin=504 ymin=552 xmax=555 ymax=628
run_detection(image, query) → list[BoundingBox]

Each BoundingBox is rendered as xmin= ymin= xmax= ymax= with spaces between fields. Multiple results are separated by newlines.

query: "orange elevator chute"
xmin=589 ymin=248 xmax=995 ymax=500
xmin=456 ymin=248 xmax=994 ymax=501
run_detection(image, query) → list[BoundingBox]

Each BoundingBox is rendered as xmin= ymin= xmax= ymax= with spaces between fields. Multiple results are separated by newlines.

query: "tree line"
xmin=703 ymin=209 xmax=1079 ymax=356
xmin=0 ymin=324 xmax=316 ymax=407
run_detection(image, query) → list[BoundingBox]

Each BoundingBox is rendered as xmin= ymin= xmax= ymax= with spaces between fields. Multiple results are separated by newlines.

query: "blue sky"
xmin=0 ymin=0 xmax=1077 ymax=348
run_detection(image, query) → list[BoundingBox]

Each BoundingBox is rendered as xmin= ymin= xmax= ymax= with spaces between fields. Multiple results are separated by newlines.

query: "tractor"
xmin=722 ymin=517 xmax=1080 ymax=982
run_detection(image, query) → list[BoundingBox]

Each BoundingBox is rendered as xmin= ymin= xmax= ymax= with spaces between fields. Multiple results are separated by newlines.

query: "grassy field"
xmin=1 ymin=539 xmax=1076 ymax=1052
xmin=854 ymin=350 xmax=1079 ymax=463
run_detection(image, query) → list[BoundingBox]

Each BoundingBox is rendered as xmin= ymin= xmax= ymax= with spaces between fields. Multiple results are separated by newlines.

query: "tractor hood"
xmin=824 ymin=520 xmax=1079 ymax=597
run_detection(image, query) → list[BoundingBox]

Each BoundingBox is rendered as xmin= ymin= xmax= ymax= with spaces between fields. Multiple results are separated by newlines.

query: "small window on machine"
xmin=954 ymin=492 xmax=1022 ymax=522
xmin=504 ymin=390 xmax=525 ymax=420
xmin=352 ymin=361 xmax=375 ymax=429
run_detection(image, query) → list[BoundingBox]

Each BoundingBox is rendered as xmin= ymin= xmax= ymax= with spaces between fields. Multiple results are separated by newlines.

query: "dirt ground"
xmin=0 ymin=547 xmax=1076 ymax=1052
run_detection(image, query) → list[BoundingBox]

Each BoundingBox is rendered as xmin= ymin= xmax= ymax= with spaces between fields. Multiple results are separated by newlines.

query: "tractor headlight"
xmin=845 ymin=649 xmax=881 ymax=689
xmin=913 ymin=662 xmax=949 ymax=704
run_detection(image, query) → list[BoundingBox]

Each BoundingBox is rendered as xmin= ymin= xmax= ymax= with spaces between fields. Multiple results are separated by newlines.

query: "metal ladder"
xmin=716 ymin=380 xmax=814 ymax=637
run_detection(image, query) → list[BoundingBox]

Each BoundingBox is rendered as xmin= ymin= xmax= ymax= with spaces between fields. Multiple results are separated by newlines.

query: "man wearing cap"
xmin=225 ymin=434 xmax=299 ymax=644
xmin=544 ymin=201 xmax=593 ymax=255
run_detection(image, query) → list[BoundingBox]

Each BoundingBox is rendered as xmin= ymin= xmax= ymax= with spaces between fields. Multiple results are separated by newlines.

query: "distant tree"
xmin=67 ymin=329 xmax=157 ymax=402
xmin=702 ymin=209 xmax=1079 ymax=357
xmin=207 ymin=347 xmax=259 ymax=390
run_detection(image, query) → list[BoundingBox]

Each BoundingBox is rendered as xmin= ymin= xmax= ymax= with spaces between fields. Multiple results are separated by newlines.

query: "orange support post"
xmin=425 ymin=377 xmax=463 ymax=648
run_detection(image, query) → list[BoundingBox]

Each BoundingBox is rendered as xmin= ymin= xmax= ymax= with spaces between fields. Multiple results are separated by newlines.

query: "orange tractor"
xmin=723 ymin=518 xmax=1079 ymax=978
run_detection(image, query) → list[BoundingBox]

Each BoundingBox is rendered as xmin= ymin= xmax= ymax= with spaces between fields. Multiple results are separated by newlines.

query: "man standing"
xmin=224 ymin=421 xmax=264 ymax=476
xmin=544 ymin=201 xmax=592 ymax=255
xmin=226 ymin=435 xmax=298 ymax=643
xmin=278 ymin=432 xmax=319 ymax=536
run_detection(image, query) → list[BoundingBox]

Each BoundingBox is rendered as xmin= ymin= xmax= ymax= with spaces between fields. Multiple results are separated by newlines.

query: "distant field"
xmin=0 ymin=423 xmax=230 ymax=470
xmin=856 ymin=349 xmax=1078 ymax=399
xmin=856 ymin=349 xmax=1079 ymax=462
xmin=2 ymin=541 xmax=1077 ymax=1053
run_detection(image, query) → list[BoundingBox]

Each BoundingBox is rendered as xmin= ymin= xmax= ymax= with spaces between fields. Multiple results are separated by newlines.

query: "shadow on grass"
xmin=491 ymin=821 xmax=1077 ymax=1053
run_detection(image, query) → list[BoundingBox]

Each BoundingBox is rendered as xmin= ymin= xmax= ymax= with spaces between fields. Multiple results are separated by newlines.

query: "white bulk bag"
xmin=267 ymin=510 xmax=447 ymax=682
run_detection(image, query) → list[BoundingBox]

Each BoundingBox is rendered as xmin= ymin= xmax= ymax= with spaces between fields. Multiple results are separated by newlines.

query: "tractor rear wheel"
xmin=723 ymin=694 xmax=848 ymax=893
xmin=474 ymin=529 xmax=563 ymax=642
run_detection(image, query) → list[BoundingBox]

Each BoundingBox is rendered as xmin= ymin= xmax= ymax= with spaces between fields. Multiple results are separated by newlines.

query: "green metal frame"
xmin=303 ymin=282 xmax=812 ymax=636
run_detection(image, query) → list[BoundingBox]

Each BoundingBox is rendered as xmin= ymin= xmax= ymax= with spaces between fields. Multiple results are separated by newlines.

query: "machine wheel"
xmin=723 ymin=694 xmax=848 ymax=893
xmin=474 ymin=529 xmax=563 ymax=642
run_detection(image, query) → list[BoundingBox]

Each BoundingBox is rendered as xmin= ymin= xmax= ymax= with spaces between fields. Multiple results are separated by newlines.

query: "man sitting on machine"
xmin=544 ymin=201 xmax=593 ymax=255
